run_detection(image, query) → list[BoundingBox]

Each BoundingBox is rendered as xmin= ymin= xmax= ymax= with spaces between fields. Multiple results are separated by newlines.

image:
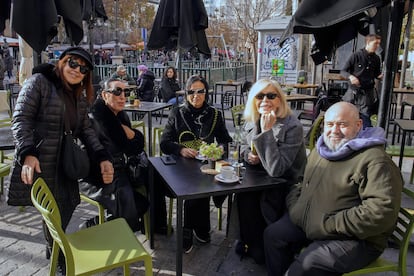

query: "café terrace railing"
xmin=94 ymin=61 xmax=254 ymax=87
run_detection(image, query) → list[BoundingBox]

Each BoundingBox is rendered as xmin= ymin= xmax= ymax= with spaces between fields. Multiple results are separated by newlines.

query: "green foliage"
xmin=199 ymin=142 xmax=224 ymax=161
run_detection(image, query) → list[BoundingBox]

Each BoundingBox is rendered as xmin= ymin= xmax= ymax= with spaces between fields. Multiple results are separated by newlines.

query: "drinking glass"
xmin=228 ymin=142 xmax=238 ymax=165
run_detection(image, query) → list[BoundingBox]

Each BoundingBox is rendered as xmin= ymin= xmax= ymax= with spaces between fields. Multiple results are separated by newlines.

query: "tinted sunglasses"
xmin=255 ymin=93 xmax=279 ymax=100
xmin=187 ymin=88 xmax=206 ymax=95
xmin=68 ymin=58 xmax=90 ymax=74
xmin=106 ymin=87 xmax=133 ymax=96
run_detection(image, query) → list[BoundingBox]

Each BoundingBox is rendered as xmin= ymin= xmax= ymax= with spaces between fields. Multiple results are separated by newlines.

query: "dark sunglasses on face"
xmin=106 ymin=87 xmax=132 ymax=96
xmin=187 ymin=88 xmax=206 ymax=95
xmin=255 ymin=93 xmax=279 ymax=100
xmin=68 ymin=58 xmax=90 ymax=74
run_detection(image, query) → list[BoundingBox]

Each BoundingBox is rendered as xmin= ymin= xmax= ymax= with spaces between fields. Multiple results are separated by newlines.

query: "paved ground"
xmin=1 ymin=107 xmax=414 ymax=275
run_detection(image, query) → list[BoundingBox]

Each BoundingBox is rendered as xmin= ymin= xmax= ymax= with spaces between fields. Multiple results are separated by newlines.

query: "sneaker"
xmin=79 ymin=216 xmax=99 ymax=229
xmin=234 ymin=240 xmax=249 ymax=260
xmin=193 ymin=230 xmax=211 ymax=244
xmin=183 ymin=228 xmax=193 ymax=254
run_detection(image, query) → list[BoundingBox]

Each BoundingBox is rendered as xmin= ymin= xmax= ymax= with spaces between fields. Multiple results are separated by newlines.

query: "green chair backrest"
xmin=31 ymin=178 xmax=75 ymax=269
xmin=344 ymin=187 xmax=414 ymax=276
xmin=307 ymin=115 xmax=324 ymax=151
xmin=231 ymin=104 xmax=245 ymax=127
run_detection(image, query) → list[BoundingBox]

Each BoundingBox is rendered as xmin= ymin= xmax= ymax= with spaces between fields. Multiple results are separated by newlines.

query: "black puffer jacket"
xmin=8 ymin=64 xmax=109 ymax=207
xmin=137 ymin=70 xmax=155 ymax=101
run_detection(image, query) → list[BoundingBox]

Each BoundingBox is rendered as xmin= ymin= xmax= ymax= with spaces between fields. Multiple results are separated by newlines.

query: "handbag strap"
xmin=178 ymin=130 xmax=198 ymax=144
xmin=63 ymin=103 xmax=72 ymax=135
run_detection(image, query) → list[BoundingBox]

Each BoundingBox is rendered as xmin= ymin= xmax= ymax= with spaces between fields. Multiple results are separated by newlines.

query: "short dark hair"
xmin=365 ymin=34 xmax=381 ymax=43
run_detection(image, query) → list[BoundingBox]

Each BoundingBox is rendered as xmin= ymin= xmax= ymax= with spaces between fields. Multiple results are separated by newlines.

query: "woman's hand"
xmin=260 ymin=110 xmax=277 ymax=132
xmin=247 ymin=151 xmax=260 ymax=165
xmin=21 ymin=155 xmax=41 ymax=185
xmin=100 ymin=160 xmax=114 ymax=184
xmin=180 ymin=147 xmax=197 ymax=158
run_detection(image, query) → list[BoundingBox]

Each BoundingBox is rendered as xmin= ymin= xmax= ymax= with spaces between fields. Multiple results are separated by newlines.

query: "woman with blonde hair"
xmin=234 ymin=78 xmax=307 ymax=264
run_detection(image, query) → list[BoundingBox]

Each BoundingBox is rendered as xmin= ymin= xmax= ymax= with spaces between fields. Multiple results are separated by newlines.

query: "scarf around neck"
xmin=317 ymin=127 xmax=387 ymax=161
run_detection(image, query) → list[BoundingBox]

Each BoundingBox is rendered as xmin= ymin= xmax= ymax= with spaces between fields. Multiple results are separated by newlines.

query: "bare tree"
xmin=228 ymin=0 xmax=288 ymax=80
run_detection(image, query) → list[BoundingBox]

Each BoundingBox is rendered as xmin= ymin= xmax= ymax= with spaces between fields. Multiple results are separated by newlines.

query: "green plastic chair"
xmin=131 ymin=120 xmax=146 ymax=152
xmin=306 ymin=115 xmax=324 ymax=151
xmin=0 ymin=151 xmax=11 ymax=195
xmin=343 ymin=187 xmax=414 ymax=276
xmin=79 ymin=194 xmax=105 ymax=225
xmin=385 ymin=145 xmax=414 ymax=184
xmin=31 ymin=178 xmax=153 ymax=276
xmin=231 ymin=104 xmax=245 ymax=127
xmin=80 ymin=189 xmax=151 ymax=241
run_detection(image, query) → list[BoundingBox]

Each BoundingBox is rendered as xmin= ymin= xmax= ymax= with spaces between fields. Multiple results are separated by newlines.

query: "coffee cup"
xmin=220 ymin=166 xmax=235 ymax=180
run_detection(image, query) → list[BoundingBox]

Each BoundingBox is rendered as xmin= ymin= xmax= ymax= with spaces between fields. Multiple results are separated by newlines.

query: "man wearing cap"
xmin=110 ymin=65 xmax=135 ymax=85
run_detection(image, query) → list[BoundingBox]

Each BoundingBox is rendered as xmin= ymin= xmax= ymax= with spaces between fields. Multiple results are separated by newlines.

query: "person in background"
xmin=234 ymin=79 xmax=307 ymax=264
xmin=110 ymin=65 xmax=135 ymax=85
xmin=4 ymin=51 xmax=13 ymax=79
xmin=264 ymin=101 xmax=403 ymax=276
xmin=341 ymin=34 xmax=383 ymax=129
xmin=8 ymin=46 xmax=114 ymax=274
xmin=136 ymin=64 xmax=155 ymax=101
xmin=160 ymin=75 xmax=232 ymax=253
xmin=79 ymin=78 xmax=148 ymax=231
xmin=160 ymin=66 xmax=182 ymax=105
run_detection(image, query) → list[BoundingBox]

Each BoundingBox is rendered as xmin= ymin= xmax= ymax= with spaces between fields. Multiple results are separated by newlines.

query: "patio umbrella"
xmin=11 ymin=0 xmax=84 ymax=53
xmin=147 ymin=0 xmax=211 ymax=56
xmin=280 ymin=0 xmax=389 ymax=64
xmin=18 ymin=35 xmax=33 ymax=86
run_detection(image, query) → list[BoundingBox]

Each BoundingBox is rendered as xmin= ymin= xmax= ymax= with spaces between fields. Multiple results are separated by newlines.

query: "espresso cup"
xmin=220 ymin=166 xmax=235 ymax=180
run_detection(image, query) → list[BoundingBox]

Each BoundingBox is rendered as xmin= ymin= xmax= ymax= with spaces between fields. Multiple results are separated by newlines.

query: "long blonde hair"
xmin=243 ymin=79 xmax=291 ymax=122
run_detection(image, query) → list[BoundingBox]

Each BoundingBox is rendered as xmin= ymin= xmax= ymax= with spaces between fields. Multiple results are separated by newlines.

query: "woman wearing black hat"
xmin=8 ymin=46 xmax=114 ymax=273
xmin=160 ymin=75 xmax=232 ymax=253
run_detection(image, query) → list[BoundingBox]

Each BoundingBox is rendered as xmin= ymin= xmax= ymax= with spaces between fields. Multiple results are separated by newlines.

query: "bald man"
xmin=263 ymin=102 xmax=403 ymax=276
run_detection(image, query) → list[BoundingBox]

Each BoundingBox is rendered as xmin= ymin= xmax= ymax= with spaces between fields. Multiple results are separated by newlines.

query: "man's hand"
xmin=100 ymin=160 xmax=114 ymax=184
xmin=349 ymin=75 xmax=360 ymax=87
xmin=21 ymin=155 xmax=41 ymax=185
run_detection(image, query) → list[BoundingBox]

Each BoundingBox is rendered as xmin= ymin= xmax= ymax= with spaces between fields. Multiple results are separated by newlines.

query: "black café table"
xmin=124 ymin=101 xmax=172 ymax=156
xmin=0 ymin=127 xmax=14 ymax=151
xmin=392 ymin=119 xmax=414 ymax=169
xmin=148 ymin=156 xmax=284 ymax=276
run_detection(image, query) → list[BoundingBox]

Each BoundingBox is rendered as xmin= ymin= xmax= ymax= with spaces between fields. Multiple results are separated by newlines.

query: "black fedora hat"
xmin=60 ymin=46 xmax=94 ymax=70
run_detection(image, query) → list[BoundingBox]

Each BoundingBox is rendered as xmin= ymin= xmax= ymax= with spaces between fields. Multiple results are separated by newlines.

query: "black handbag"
xmin=127 ymin=151 xmax=148 ymax=188
xmin=62 ymin=110 xmax=90 ymax=181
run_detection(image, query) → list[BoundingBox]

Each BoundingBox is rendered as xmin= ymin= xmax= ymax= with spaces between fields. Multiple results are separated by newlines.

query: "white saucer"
xmin=195 ymin=154 xmax=206 ymax=161
xmin=215 ymin=173 xmax=239 ymax=184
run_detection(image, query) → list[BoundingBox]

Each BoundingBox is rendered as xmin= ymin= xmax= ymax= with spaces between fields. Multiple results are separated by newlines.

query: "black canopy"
xmin=11 ymin=0 xmax=106 ymax=54
xmin=280 ymin=0 xmax=390 ymax=64
xmin=147 ymin=0 xmax=211 ymax=56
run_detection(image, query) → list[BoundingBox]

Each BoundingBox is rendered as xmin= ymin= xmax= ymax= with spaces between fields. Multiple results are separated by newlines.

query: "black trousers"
xmin=264 ymin=212 xmax=382 ymax=276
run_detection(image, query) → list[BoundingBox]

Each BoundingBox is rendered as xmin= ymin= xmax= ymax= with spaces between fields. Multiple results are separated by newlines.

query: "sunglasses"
xmin=255 ymin=93 xmax=279 ymax=100
xmin=68 ymin=58 xmax=90 ymax=74
xmin=187 ymin=88 xmax=206 ymax=95
xmin=106 ymin=87 xmax=133 ymax=96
